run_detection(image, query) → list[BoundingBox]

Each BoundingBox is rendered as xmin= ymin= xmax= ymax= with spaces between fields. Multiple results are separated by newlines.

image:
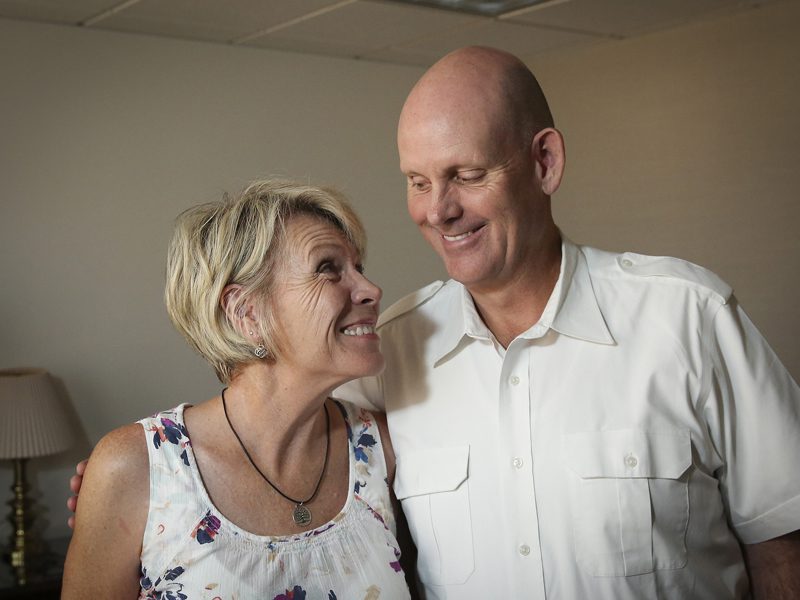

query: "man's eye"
xmin=409 ymin=178 xmax=429 ymax=191
xmin=455 ymin=171 xmax=484 ymax=183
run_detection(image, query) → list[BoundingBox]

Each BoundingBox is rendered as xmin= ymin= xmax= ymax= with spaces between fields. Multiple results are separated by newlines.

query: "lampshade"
xmin=0 ymin=368 xmax=75 ymax=459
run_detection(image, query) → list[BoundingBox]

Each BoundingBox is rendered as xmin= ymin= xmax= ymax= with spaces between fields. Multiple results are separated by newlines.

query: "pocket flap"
xmin=394 ymin=445 xmax=469 ymax=500
xmin=564 ymin=429 xmax=691 ymax=479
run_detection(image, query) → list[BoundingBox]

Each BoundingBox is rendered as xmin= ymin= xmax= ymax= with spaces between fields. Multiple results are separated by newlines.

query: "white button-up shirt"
xmin=339 ymin=239 xmax=800 ymax=599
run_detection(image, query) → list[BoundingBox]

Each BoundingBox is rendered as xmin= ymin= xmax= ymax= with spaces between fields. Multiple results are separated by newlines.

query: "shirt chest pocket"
xmin=394 ymin=445 xmax=474 ymax=586
xmin=564 ymin=429 xmax=692 ymax=577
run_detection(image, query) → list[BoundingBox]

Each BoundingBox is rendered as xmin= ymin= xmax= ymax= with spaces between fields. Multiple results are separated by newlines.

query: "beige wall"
xmin=0 ymin=18 xmax=441 ymax=541
xmin=537 ymin=0 xmax=800 ymax=377
xmin=1 ymin=0 xmax=798 ymax=542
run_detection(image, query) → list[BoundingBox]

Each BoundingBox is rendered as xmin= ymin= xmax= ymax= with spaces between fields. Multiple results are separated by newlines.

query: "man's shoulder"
xmin=377 ymin=279 xmax=454 ymax=329
xmin=580 ymin=245 xmax=732 ymax=304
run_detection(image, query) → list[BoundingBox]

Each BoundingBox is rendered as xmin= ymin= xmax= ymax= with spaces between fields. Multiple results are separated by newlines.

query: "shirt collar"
xmin=550 ymin=237 xmax=615 ymax=345
xmin=431 ymin=237 xmax=614 ymax=365
xmin=423 ymin=282 xmax=482 ymax=366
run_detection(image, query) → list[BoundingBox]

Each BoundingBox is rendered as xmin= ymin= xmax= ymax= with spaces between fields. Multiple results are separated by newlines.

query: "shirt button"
xmin=519 ymin=544 xmax=531 ymax=556
xmin=512 ymin=457 xmax=524 ymax=469
xmin=625 ymin=454 xmax=639 ymax=468
xmin=621 ymin=258 xmax=634 ymax=267
xmin=509 ymin=375 xmax=520 ymax=385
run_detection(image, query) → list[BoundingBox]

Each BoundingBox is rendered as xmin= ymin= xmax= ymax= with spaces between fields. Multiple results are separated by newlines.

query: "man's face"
xmin=398 ymin=104 xmax=551 ymax=294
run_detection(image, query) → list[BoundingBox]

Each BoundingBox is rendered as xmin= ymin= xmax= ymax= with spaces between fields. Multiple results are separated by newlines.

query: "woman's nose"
xmin=352 ymin=273 xmax=382 ymax=306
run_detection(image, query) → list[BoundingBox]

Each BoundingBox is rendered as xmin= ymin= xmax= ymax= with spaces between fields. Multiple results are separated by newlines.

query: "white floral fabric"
xmin=136 ymin=400 xmax=409 ymax=600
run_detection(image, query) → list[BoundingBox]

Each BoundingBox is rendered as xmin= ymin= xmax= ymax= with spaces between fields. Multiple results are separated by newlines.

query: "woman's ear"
xmin=220 ymin=284 xmax=257 ymax=336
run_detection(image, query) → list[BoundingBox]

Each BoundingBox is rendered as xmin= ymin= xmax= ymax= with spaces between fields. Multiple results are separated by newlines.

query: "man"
xmin=341 ymin=46 xmax=800 ymax=598
xmin=71 ymin=46 xmax=800 ymax=598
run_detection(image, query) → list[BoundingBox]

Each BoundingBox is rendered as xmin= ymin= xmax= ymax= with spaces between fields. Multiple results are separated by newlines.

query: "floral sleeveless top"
xmin=136 ymin=400 xmax=409 ymax=600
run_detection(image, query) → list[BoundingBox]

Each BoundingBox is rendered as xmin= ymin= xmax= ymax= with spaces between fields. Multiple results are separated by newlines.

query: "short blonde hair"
xmin=165 ymin=179 xmax=367 ymax=383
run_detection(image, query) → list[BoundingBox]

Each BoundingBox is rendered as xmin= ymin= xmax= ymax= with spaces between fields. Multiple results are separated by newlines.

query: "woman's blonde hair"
xmin=165 ymin=178 xmax=367 ymax=383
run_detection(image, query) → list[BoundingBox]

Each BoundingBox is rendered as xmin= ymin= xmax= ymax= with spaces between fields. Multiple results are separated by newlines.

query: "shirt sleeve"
xmin=702 ymin=296 xmax=800 ymax=544
xmin=333 ymin=375 xmax=385 ymax=412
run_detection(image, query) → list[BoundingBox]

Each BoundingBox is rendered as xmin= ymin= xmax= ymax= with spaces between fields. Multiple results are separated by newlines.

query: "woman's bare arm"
xmin=61 ymin=423 xmax=149 ymax=599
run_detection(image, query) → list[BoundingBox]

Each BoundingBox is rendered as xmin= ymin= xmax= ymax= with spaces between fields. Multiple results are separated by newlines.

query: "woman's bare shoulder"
xmin=88 ymin=422 xmax=149 ymax=480
xmin=62 ymin=423 xmax=149 ymax=598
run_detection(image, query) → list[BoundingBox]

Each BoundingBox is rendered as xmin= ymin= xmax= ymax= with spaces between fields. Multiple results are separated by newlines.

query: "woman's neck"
xmin=222 ymin=364 xmax=332 ymax=470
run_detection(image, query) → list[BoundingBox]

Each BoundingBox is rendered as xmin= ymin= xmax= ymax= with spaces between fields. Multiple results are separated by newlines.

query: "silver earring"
xmin=254 ymin=344 xmax=267 ymax=359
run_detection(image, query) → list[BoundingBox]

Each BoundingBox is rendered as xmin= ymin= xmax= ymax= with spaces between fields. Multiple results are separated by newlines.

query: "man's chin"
xmin=444 ymin=263 xmax=496 ymax=290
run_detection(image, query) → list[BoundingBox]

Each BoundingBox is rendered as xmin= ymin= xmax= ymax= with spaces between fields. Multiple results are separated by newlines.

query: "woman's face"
xmin=266 ymin=214 xmax=383 ymax=388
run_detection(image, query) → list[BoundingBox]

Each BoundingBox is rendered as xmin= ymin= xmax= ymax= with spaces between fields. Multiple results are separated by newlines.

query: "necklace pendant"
xmin=293 ymin=504 xmax=312 ymax=526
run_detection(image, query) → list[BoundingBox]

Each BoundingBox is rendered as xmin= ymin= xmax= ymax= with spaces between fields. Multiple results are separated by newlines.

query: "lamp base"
xmin=5 ymin=458 xmax=45 ymax=587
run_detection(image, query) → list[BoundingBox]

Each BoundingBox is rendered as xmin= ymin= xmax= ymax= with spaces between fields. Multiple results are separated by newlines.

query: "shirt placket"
xmin=500 ymin=338 xmax=546 ymax=598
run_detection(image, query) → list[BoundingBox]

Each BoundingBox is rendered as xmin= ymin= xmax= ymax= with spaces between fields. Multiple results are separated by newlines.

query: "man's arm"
xmin=704 ymin=299 xmax=800 ymax=591
xmin=66 ymin=459 xmax=88 ymax=529
xmin=743 ymin=530 xmax=800 ymax=599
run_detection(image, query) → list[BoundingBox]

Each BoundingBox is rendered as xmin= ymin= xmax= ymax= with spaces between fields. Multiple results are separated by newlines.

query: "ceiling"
xmin=0 ymin=0 xmax=780 ymax=67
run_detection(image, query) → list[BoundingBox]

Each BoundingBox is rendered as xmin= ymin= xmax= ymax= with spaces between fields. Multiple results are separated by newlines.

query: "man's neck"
xmin=468 ymin=240 xmax=562 ymax=349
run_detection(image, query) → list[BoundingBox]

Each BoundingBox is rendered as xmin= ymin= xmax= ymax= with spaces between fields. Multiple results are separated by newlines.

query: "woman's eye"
xmin=316 ymin=261 xmax=342 ymax=279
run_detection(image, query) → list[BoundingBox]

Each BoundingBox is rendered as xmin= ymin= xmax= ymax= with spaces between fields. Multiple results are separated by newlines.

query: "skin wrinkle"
xmin=398 ymin=47 xmax=564 ymax=345
xmin=281 ymin=244 xmax=353 ymax=356
xmin=265 ymin=215 xmax=381 ymax=391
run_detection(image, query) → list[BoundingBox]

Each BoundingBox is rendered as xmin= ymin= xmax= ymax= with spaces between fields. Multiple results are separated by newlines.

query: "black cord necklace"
xmin=221 ymin=387 xmax=331 ymax=527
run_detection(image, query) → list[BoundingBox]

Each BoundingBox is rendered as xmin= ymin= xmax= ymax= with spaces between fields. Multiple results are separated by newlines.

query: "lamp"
xmin=0 ymin=368 xmax=75 ymax=586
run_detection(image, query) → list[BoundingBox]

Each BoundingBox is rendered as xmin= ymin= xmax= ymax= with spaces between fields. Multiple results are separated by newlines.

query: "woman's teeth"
xmin=342 ymin=325 xmax=376 ymax=336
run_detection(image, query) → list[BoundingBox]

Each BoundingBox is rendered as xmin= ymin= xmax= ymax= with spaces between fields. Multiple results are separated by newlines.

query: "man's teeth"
xmin=342 ymin=325 xmax=376 ymax=336
xmin=443 ymin=230 xmax=474 ymax=242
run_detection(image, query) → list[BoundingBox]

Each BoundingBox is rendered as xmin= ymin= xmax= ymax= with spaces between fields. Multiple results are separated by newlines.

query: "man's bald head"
xmin=399 ymin=46 xmax=553 ymax=152
xmin=397 ymin=46 xmax=565 ymax=298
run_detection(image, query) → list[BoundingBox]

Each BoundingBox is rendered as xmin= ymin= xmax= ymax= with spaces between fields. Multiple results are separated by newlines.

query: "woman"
xmin=62 ymin=179 xmax=412 ymax=599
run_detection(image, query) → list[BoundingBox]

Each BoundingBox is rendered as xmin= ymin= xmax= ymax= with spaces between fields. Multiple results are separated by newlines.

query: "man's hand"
xmin=66 ymin=459 xmax=88 ymax=529
xmin=743 ymin=530 xmax=800 ymax=598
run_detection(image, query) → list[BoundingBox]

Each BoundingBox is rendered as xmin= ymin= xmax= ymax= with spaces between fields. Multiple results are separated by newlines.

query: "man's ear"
xmin=532 ymin=127 xmax=566 ymax=196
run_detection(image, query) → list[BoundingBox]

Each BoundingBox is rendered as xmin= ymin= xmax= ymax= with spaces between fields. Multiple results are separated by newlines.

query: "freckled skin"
xmin=267 ymin=215 xmax=383 ymax=388
xmin=116 ymin=517 xmax=132 ymax=537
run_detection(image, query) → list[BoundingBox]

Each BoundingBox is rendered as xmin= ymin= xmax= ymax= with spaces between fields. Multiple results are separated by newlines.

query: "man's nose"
xmin=427 ymin=183 xmax=462 ymax=226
